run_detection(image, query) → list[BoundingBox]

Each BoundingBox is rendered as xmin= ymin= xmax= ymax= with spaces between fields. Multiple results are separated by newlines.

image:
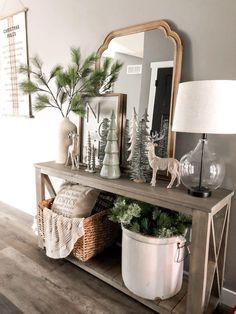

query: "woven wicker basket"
xmin=38 ymin=199 xmax=119 ymax=262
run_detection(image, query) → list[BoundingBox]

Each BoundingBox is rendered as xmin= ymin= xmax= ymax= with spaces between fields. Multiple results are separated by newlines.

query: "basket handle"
xmin=175 ymin=241 xmax=190 ymax=263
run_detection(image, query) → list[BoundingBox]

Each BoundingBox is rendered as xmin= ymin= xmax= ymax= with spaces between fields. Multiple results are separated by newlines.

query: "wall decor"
xmin=0 ymin=9 xmax=32 ymax=117
xmin=79 ymin=93 xmax=126 ymax=167
xmin=96 ymin=20 xmax=183 ymax=177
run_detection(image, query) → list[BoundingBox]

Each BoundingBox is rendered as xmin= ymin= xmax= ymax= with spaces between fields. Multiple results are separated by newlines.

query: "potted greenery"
xmin=109 ymin=197 xmax=192 ymax=300
xmin=19 ymin=47 xmax=122 ymax=163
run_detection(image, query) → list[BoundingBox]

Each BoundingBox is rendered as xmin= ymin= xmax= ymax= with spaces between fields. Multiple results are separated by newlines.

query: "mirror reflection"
xmin=97 ymin=21 xmax=182 ymax=160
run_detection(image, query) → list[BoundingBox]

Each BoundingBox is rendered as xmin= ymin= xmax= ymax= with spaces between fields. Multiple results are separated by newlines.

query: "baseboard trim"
xmin=221 ymin=288 xmax=236 ymax=307
xmin=183 ymin=271 xmax=236 ymax=308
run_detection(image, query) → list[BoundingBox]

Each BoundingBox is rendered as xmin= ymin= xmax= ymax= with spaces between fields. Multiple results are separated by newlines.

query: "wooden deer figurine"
xmin=146 ymin=132 xmax=180 ymax=188
xmin=65 ymin=131 xmax=80 ymax=170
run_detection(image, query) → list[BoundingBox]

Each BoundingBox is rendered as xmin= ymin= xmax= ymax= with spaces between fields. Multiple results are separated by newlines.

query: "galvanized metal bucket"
xmin=121 ymin=225 xmax=186 ymax=300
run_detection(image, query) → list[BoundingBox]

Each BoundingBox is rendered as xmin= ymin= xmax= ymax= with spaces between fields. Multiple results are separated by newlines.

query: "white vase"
xmin=56 ymin=117 xmax=77 ymax=164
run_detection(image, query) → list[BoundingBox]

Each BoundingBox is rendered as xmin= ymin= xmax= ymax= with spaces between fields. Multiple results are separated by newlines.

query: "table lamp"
xmin=172 ymin=80 xmax=236 ymax=197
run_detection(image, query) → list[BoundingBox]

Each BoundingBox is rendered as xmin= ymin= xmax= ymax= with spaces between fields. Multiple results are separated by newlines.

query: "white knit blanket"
xmin=43 ymin=207 xmax=84 ymax=259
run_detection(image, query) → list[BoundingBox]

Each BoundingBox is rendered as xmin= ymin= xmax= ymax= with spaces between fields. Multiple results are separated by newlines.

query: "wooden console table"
xmin=35 ymin=161 xmax=234 ymax=314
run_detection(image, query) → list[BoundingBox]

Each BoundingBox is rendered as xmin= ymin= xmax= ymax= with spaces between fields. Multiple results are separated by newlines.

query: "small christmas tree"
xmin=89 ymin=144 xmax=96 ymax=173
xmin=129 ymin=110 xmax=151 ymax=183
xmin=85 ymin=131 xmax=91 ymax=172
xmin=156 ymin=117 xmax=169 ymax=158
xmin=98 ymin=118 xmax=110 ymax=167
xmin=127 ymin=107 xmax=138 ymax=162
xmin=123 ymin=119 xmax=131 ymax=167
xmin=100 ymin=110 xmax=120 ymax=179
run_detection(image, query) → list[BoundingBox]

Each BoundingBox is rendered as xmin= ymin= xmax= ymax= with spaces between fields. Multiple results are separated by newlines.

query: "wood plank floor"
xmin=0 ymin=201 xmax=230 ymax=314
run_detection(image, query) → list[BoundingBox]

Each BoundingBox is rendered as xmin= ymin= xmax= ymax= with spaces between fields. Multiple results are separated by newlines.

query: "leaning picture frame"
xmin=79 ymin=93 xmax=127 ymax=168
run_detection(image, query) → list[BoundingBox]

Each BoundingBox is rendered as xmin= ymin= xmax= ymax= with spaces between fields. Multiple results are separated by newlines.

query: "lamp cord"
xmin=198 ymin=133 xmax=207 ymax=190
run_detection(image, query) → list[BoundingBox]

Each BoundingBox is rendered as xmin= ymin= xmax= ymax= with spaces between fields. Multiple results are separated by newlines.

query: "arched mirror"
xmin=97 ymin=20 xmax=182 ymax=161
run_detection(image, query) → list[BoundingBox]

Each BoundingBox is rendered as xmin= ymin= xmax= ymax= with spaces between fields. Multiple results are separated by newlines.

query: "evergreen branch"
xmin=31 ymin=55 xmax=43 ymax=71
xmin=71 ymin=47 xmax=81 ymax=67
xmin=20 ymin=80 xmax=39 ymax=94
xmin=48 ymin=64 xmax=63 ymax=82
xmin=80 ymin=52 xmax=97 ymax=72
xmin=19 ymin=64 xmax=31 ymax=74
xmin=19 ymin=47 xmax=122 ymax=118
xmin=69 ymin=94 xmax=85 ymax=117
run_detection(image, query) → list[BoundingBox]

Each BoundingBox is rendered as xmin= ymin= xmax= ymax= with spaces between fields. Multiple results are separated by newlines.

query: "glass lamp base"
xmin=188 ymin=187 xmax=212 ymax=198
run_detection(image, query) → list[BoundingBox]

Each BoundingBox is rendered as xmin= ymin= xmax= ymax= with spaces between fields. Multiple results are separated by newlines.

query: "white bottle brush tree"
xmin=100 ymin=110 xmax=120 ymax=179
xmin=129 ymin=109 xmax=151 ymax=183
xmin=127 ymin=107 xmax=138 ymax=162
xmin=19 ymin=48 xmax=123 ymax=117
xmin=123 ymin=118 xmax=131 ymax=167
xmin=85 ymin=131 xmax=92 ymax=171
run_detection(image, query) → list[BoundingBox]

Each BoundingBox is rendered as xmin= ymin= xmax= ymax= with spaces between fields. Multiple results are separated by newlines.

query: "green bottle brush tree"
xmin=19 ymin=47 xmax=122 ymax=117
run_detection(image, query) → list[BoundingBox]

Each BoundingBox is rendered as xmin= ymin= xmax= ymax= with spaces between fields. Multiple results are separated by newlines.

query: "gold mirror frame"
xmin=97 ymin=20 xmax=182 ymax=160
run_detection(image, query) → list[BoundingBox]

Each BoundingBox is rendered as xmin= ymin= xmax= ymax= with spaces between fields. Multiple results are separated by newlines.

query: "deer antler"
xmin=149 ymin=130 xmax=165 ymax=143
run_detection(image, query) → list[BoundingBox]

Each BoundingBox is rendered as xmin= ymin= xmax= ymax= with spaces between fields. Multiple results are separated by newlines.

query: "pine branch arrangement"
xmin=109 ymin=197 xmax=192 ymax=238
xmin=19 ymin=47 xmax=123 ymax=117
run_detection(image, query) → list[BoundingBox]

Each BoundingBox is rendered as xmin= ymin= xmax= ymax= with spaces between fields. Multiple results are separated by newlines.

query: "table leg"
xmin=186 ymin=210 xmax=211 ymax=313
xmin=35 ymin=167 xmax=45 ymax=248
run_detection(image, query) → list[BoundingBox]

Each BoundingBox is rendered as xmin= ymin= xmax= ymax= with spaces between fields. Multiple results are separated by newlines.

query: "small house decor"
xmin=109 ymin=197 xmax=191 ymax=300
xmin=100 ymin=110 xmax=120 ymax=179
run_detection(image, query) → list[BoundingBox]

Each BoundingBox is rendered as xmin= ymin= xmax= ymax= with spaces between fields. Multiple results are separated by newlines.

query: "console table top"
xmin=35 ymin=161 xmax=234 ymax=215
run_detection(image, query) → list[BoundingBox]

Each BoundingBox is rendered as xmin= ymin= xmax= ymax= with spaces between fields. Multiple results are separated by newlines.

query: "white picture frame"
xmin=79 ymin=93 xmax=126 ymax=167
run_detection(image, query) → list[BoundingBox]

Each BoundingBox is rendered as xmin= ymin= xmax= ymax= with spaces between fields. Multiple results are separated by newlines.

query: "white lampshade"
xmin=172 ymin=80 xmax=236 ymax=134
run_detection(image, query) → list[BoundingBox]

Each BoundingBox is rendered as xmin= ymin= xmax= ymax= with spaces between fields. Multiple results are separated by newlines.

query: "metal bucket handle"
xmin=175 ymin=241 xmax=191 ymax=263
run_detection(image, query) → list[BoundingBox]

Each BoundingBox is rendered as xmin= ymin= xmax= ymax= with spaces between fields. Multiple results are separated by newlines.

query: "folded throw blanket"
xmin=43 ymin=207 xmax=84 ymax=259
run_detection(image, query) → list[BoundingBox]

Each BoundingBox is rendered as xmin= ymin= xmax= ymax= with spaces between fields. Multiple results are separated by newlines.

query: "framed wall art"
xmin=0 ymin=9 xmax=32 ymax=117
xmin=79 ymin=93 xmax=126 ymax=168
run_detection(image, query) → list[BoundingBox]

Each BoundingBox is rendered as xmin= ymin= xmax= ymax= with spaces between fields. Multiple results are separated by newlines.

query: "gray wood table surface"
xmin=35 ymin=161 xmax=234 ymax=314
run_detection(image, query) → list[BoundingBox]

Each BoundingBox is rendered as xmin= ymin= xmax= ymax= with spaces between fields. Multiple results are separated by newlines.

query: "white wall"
xmin=1 ymin=0 xmax=236 ymax=293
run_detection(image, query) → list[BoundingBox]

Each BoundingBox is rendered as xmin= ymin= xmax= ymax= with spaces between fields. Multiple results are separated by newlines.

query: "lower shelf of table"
xmin=66 ymin=245 xmax=188 ymax=314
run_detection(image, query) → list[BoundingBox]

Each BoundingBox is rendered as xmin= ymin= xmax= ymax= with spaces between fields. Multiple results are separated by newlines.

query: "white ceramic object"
xmin=100 ymin=110 xmax=120 ymax=179
xmin=121 ymin=226 xmax=186 ymax=300
xmin=56 ymin=117 xmax=77 ymax=164
xmin=100 ymin=164 xmax=120 ymax=179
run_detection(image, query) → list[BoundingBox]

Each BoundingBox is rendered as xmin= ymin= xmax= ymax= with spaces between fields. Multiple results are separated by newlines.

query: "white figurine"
xmin=65 ymin=131 xmax=80 ymax=170
xmin=146 ymin=132 xmax=180 ymax=188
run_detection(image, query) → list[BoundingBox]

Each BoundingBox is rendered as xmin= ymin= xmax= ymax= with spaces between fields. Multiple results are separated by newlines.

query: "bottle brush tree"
xmin=129 ymin=110 xmax=151 ymax=183
xmin=100 ymin=110 xmax=120 ymax=179
xmin=19 ymin=47 xmax=123 ymax=117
